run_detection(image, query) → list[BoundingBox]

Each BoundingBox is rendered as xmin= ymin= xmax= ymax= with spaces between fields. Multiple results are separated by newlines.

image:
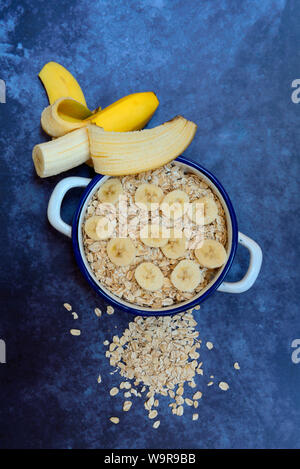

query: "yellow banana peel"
xmin=41 ymin=97 xmax=93 ymax=137
xmin=39 ymin=62 xmax=87 ymax=107
xmin=90 ymin=92 xmax=159 ymax=131
xmin=41 ymin=92 xmax=159 ymax=137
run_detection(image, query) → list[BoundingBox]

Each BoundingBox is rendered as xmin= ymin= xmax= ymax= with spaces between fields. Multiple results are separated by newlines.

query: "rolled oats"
xmin=83 ymin=163 xmax=227 ymax=308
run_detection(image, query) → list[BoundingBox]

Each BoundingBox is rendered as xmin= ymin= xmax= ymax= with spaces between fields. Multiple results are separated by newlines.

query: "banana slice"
xmin=97 ymin=178 xmax=123 ymax=204
xmin=194 ymin=239 xmax=227 ymax=268
xmin=135 ymin=262 xmax=164 ymax=291
xmin=140 ymin=224 xmax=169 ymax=248
xmin=135 ymin=184 xmax=164 ymax=210
xmin=161 ymin=229 xmax=187 ymax=259
xmin=107 ymin=238 xmax=136 ymax=266
xmin=95 ymin=217 xmax=115 ymax=240
xmin=84 ymin=216 xmax=105 ymax=240
xmin=188 ymin=197 xmax=218 ymax=225
xmin=161 ymin=190 xmax=189 ymax=219
xmin=170 ymin=260 xmax=201 ymax=292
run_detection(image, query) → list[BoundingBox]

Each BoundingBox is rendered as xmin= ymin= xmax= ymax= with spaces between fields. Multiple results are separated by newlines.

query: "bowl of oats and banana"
xmin=48 ymin=157 xmax=262 ymax=315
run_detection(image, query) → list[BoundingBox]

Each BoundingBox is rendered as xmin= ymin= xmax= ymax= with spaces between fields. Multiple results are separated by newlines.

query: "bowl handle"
xmin=47 ymin=177 xmax=91 ymax=238
xmin=217 ymin=232 xmax=262 ymax=293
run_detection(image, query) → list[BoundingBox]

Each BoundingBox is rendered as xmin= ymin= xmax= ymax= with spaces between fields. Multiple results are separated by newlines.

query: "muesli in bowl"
xmin=82 ymin=162 xmax=228 ymax=309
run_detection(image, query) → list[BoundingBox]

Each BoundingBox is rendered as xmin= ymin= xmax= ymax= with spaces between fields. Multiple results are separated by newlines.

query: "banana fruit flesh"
xmin=97 ymin=178 xmax=123 ymax=204
xmin=161 ymin=189 xmax=189 ymax=220
xmin=32 ymin=115 xmax=196 ymax=178
xmin=194 ymin=239 xmax=227 ymax=268
xmin=135 ymin=262 xmax=164 ymax=291
xmin=135 ymin=184 xmax=164 ymax=210
xmin=107 ymin=238 xmax=136 ymax=266
xmin=33 ymin=127 xmax=89 ymax=178
xmin=140 ymin=224 xmax=169 ymax=248
xmin=84 ymin=215 xmax=114 ymax=240
xmin=161 ymin=229 xmax=187 ymax=259
xmin=188 ymin=197 xmax=218 ymax=225
xmin=170 ymin=260 xmax=201 ymax=292
xmin=88 ymin=116 xmax=197 ymax=176
xmin=39 ymin=62 xmax=87 ymax=106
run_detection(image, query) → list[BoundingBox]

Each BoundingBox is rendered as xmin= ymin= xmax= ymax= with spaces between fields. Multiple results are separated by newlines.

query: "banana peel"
xmin=41 ymin=92 xmax=159 ymax=137
xmin=32 ymin=116 xmax=197 ymax=178
xmin=39 ymin=62 xmax=87 ymax=107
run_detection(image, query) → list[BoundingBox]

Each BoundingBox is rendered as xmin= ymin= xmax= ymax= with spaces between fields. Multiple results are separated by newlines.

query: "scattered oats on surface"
xmin=153 ymin=420 xmax=160 ymax=429
xmin=193 ymin=391 xmax=202 ymax=400
xmin=103 ymin=340 xmax=109 ymax=346
xmin=63 ymin=303 xmax=72 ymax=311
xmin=110 ymin=417 xmax=119 ymax=424
xmin=107 ymin=306 xmax=114 ymax=315
xmin=149 ymin=410 xmax=158 ymax=419
xmin=188 ymin=381 xmax=196 ymax=388
xmin=72 ymin=312 xmax=78 ymax=320
xmin=110 ymin=387 xmax=119 ymax=396
xmin=194 ymin=305 xmax=200 ymax=310
xmin=123 ymin=401 xmax=132 ymax=412
xmin=192 ymin=413 xmax=199 ymax=421
xmin=185 ymin=398 xmax=193 ymax=406
xmin=97 ymin=374 xmax=102 ymax=384
xmin=94 ymin=307 xmax=102 ymax=317
xmin=206 ymin=341 xmax=214 ymax=350
xmin=103 ymin=308 xmax=233 ymax=427
xmin=207 ymin=381 xmax=213 ymax=386
xmin=234 ymin=362 xmax=240 ymax=370
xmin=70 ymin=329 xmax=81 ymax=336
xmin=219 ymin=381 xmax=229 ymax=391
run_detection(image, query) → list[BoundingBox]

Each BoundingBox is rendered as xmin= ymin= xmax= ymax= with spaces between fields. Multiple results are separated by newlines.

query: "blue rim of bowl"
xmin=72 ymin=156 xmax=238 ymax=316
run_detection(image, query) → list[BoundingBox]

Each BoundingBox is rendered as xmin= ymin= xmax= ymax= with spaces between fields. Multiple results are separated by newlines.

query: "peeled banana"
xmin=39 ymin=62 xmax=87 ymax=106
xmin=88 ymin=116 xmax=197 ymax=176
xmin=135 ymin=262 xmax=164 ymax=291
xmin=32 ymin=127 xmax=89 ymax=178
xmin=170 ymin=260 xmax=201 ymax=292
xmin=194 ymin=239 xmax=227 ymax=268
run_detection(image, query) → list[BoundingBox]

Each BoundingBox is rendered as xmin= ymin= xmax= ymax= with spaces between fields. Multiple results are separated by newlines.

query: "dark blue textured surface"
xmin=0 ymin=0 xmax=299 ymax=449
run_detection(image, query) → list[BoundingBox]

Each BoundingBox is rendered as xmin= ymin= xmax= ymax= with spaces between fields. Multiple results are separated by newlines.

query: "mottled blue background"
xmin=0 ymin=0 xmax=299 ymax=449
